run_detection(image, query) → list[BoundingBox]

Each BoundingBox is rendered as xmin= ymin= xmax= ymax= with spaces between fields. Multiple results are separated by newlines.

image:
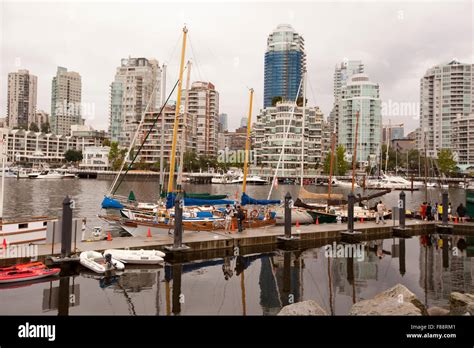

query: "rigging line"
xmin=187 ymin=34 xmax=204 ymax=82
xmin=111 ymin=77 xmax=181 ymax=195
xmin=163 ymin=32 xmax=183 ymax=66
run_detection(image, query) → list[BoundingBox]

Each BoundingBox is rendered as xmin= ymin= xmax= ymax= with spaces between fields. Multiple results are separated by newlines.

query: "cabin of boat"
xmin=0 ymin=216 xmax=56 ymax=245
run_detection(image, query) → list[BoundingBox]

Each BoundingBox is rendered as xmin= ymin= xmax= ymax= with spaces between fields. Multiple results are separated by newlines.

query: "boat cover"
xmin=166 ymin=193 xmax=235 ymax=209
xmin=101 ymin=196 xmax=125 ymax=209
xmin=240 ymin=192 xmax=280 ymax=206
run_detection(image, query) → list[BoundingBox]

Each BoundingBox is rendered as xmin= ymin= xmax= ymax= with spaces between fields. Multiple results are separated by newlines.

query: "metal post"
xmin=61 ymin=196 xmax=73 ymax=258
xmin=282 ymin=251 xmax=291 ymax=306
xmin=442 ymin=236 xmax=449 ymax=269
xmin=347 ymin=192 xmax=354 ymax=233
xmin=399 ymin=191 xmax=406 ymax=229
xmin=174 ymin=193 xmax=183 ymax=248
xmin=58 ymin=276 xmax=70 ymax=316
xmin=442 ymin=191 xmax=448 ymax=226
xmin=284 ymin=192 xmax=292 ymax=239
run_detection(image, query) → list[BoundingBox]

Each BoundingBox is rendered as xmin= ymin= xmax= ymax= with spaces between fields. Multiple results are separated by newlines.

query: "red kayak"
xmin=0 ymin=266 xmax=60 ymax=284
xmin=0 ymin=262 xmax=46 ymax=272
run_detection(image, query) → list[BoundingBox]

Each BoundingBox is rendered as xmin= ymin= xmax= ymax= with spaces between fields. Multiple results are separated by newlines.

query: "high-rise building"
xmin=382 ymin=123 xmax=404 ymax=145
xmin=337 ymin=73 xmax=382 ymax=164
xmin=263 ymin=24 xmax=305 ymax=108
xmin=240 ymin=117 xmax=248 ymax=128
xmin=419 ymin=60 xmax=474 ymax=158
xmin=328 ymin=60 xmax=364 ymax=137
xmin=34 ymin=111 xmax=49 ymax=131
xmin=452 ymin=113 xmax=474 ymax=165
xmin=218 ymin=113 xmax=228 ymax=132
xmin=109 ymin=57 xmax=162 ymax=146
xmin=51 ymin=67 xmax=82 ymax=136
xmin=253 ymin=102 xmax=323 ymax=176
xmin=7 ymin=69 xmax=37 ymax=129
xmin=182 ymin=81 xmax=219 ymax=157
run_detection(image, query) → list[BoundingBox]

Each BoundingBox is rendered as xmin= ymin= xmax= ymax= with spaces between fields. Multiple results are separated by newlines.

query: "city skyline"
xmin=1 ymin=1 xmax=472 ymax=133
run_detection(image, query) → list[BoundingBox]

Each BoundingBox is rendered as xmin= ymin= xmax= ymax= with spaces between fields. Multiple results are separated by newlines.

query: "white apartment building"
xmin=7 ymin=69 xmax=37 ymax=129
xmin=80 ymin=146 xmax=110 ymax=171
xmin=109 ymin=57 xmax=162 ymax=147
xmin=419 ymin=60 xmax=474 ymax=158
xmin=0 ymin=127 xmax=106 ymax=165
xmin=451 ymin=113 xmax=474 ymax=165
xmin=338 ymin=73 xmax=382 ymax=165
xmin=253 ymin=102 xmax=323 ymax=176
xmin=51 ymin=67 xmax=82 ymax=136
xmin=182 ymin=81 xmax=219 ymax=157
xmin=328 ymin=60 xmax=364 ymax=138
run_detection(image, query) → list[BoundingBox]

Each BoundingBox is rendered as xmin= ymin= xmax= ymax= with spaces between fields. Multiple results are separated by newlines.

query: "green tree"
xmin=41 ymin=122 xmax=50 ymax=133
xmin=64 ymin=149 xmax=83 ymax=163
xmin=29 ymin=122 xmax=39 ymax=132
xmin=323 ymin=145 xmax=349 ymax=175
xmin=108 ymin=141 xmax=127 ymax=171
xmin=102 ymin=138 xmax=111 ymax=147
xmin=183 ymin=150 xmax=199 ymax=172
xmin=271 ymin=96 xmax=282 ymax=106
xmin=437 ymin=149 xmax=457 ymax=176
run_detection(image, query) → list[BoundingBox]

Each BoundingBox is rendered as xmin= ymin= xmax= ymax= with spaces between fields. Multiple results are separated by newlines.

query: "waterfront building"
xmin=181 ymin=81 xmax=219 ymax=157
xmin=337 ymin=73 xmax=382 ymax=165
xmin=34 ymin=111 xmax=49 ymax=130
xmin=240 ymin=117 xmax=248 ymax=128
xmin=419 ymin=60 xmax=474 ymax=158
xmin=0 ymin=126 xmax=107 ymax=165
xmin=328 ymin=60 xmax=364 ymax=138
xmin=134 ymin=105 xmax=196 ymax=165
xmin=109 ymin=57 xmax=162 ymax=146
xmin=50 ymin=67 xmax=82 ymax=136
xmin=217 ymin=127 xmax=247 ymax=152
xmin=79 ymin=146 xmax=110 ymax=171
xmin=218 ymin=113 xmax=228 ymax=132
xmin=451 ymin=113 xmax=474 ymax=165
xmin=382 ymin=123 xmax=404 ymax=145
xmin=7 ymin=69 xmax=37 ymax=129
xmin=263 ymin=24 xmax=305 ymax=108
xmin=253 ymin=102 xmax=323 ymax=177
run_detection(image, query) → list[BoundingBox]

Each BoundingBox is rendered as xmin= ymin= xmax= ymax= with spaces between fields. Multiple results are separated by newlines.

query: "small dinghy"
xmin=80 ymin=251 xmax=125 ymax=274
xmin=0 ymin=262 xmax=60 ymax=284
xmin=104 ymin=249 xmax=165 ymax=265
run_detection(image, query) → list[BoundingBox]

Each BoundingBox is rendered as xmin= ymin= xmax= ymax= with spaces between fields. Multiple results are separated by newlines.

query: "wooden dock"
xmin=2 ymin=219 xmax=472 ymax=266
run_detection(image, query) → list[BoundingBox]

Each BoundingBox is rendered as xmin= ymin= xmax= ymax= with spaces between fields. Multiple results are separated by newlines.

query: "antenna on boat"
xmin=167 ymin=25 xmax=188 ymax=194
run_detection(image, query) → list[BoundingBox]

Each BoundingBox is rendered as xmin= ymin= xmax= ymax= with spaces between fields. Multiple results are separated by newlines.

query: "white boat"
xmin=0 ymin=216 xmax=56 ymax=244
xmin=273 ymin=207 xmax=314 ymax=225
xmin=231 ymin=175 xmax=268 ymax=185
xmin=61 ymin=173 xmax=76 ymax=179
xmin=211 ymin=173 xmax=233 ymax=184
xmin=36 ymin=170 xmax=64 ymax=179
xmin=79 ymin=251 xmax=125 ymax=274
xmin=103 ymin=249 xmax=165 ymax=265
xmin=367 ymin=175 xmax=424 ymax=190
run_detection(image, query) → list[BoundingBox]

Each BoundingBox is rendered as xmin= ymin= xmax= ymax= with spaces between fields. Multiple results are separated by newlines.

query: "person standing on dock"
xmin=376 ymin=201 xmax=386 ymax=224
xmin=236 ymin=205 xmax=245 ymax=233
xmin=420 ymin=202 xmax=427 ymax=220
xmin=224 ymin=204 xmax=233 ymax=233
xmin=433 ymin=203 xmax=439 ymax=221
xmin=456 ymin=203 xmax=467 ymax=223
xmin=426 ymin=202 xmax=433 ymax=221
xmin=438 ymin=203 xmax=443 ymax=221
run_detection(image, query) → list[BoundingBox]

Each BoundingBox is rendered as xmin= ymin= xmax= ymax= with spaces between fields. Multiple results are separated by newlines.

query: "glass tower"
xmin=264 ymin=24 xmax=305 ymax=108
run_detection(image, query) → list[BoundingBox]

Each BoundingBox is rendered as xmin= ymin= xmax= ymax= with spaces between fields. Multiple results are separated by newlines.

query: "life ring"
xmin=250 ymin=210 xmax=259 ymax=219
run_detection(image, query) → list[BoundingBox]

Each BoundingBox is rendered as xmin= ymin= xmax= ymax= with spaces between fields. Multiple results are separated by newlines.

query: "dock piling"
xmin=436 ymin=190 xmax=453 ymax=233
xmin=61 ymin=196 xmax=73 ymax=258
xmin=341 ymin=192 xmax=362 ymax=242
xmin=165 ymin=193 xmax=190 ymax=252
xmin=278 ymin=192 xmax=298 ymax=242
xmin=399 ymin=191 xmax=406 ymax=229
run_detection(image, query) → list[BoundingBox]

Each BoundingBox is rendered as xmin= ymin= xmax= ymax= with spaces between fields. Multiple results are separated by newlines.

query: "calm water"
xmin=1 ymin=178 xmax=472 ymax=315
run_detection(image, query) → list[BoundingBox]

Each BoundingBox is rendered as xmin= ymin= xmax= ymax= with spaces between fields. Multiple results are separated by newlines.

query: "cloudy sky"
xmin=1 ymin=0 xmax=472 ymax=133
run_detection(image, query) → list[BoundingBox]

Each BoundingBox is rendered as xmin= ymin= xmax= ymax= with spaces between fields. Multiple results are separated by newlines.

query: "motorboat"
xmin=230 ymin=175 xmax=268 ymax=185
xmin=367 ymin=175 xmax=424 ymax=190
xmin=211 ymin=173 xmax=233 ymax=184
xmin=103 ymin=249 xmax=165 ymax=265
xmin=0 ymin=262 xmax=60 ymax=284
xmin=36 ymin=170 xmax=64 ymax=179
xmin=79 ymin=251 xmax=125 ymax=274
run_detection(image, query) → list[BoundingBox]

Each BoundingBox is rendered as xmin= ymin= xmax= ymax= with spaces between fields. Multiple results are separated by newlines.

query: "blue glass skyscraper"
xmin=264 ymin=24 xmax=305 ymax=108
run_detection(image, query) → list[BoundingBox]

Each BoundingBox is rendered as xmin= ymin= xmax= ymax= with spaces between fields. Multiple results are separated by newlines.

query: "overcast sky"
xmin=1 ymin=0 xmax=473 ymax=133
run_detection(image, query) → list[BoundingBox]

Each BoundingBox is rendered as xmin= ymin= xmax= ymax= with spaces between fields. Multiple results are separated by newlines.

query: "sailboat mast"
xmin=0 ymin=137 xmax=5 ymax=221
xmin=242 ymin=88 xmax=254 ymax=194
xmin=385 ymin=119 xmax=391 ymax=173
xmin=159 ymin=64 xmax=167 ymax=194
xmin=328 ymin=130 xmax=336 ymax=199
xmin=177 ymin=60 xmax=192 ymax=190
xmin=167 ymin=26 xmax=188 ymax=194
xmin=351 ymin=111 xmax=360 ymax=192
xmin=300 ymin=72 xmax=306 ymax=187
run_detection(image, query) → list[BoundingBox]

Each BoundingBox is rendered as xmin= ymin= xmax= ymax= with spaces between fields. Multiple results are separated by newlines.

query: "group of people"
xmin=223 ymin=204 xmax=246 ymax=233
xmin=419 ymin=201 xmax=467 ymax=222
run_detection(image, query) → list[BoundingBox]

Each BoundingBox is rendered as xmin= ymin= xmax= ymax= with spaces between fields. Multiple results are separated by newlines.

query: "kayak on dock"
xmin=0 ymin=262 xmax=60 ymax=284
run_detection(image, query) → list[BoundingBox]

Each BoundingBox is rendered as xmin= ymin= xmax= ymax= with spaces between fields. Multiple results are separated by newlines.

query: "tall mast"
xmin=167 ymin=26 xmax=188 ymax=194
xmin=0 ymin=136 xmax=5 ymax=221
xmin=242 ymin=88 xmax=254 ymax=194
xmin=351 ymin=110 xmax=360 ymax=192
xmin=424 ymin=130 xmax=428 ymax=202
xmin=300 ymin=72 xmax=306 ymax=187
xmin=384 ymin=119 xmax=391 ymax=173
xmin=328 ymin=129 xmax=336 ymax=199
xmin=159 ymin=63 xmax=167 ymax=194
xmin=177 ymin=60 xmax=192 ymax=189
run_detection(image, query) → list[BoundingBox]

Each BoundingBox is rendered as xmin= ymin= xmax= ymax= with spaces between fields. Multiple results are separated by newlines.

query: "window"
xmin=19 ymin=223 xmax=28 ymax=229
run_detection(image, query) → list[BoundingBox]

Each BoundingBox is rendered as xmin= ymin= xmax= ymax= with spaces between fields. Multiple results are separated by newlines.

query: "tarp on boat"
xmin=240 ymin=192 xmax=280 ymax=206
xmin=298 ymin=186 xmax=343 ymax=200
xmin=166 ymin=193 xmax=235 ymax=209
xmin=101 ymin=196 xmax=124 ymax=209
xmin=160 ymin=191 xmax=227 ymax=200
